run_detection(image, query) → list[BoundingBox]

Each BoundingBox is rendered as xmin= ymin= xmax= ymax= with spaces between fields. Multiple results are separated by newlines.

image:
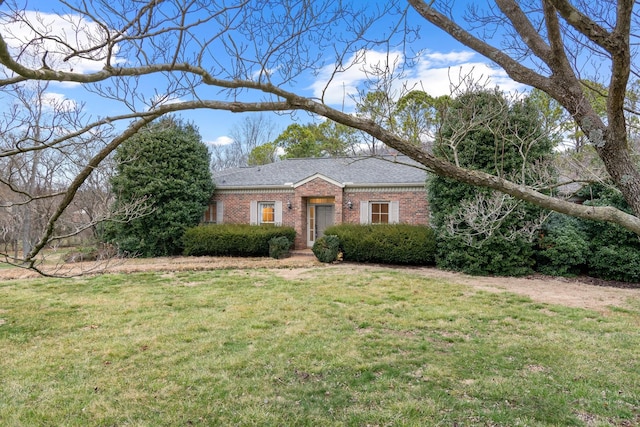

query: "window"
xmin=370 ymin=202 xmax=389 ymax=224
xmin=359 ymin=200 xmax=399 ymax=224
xmin=202 ymin=202 xmax=223 ymax=224
xmin=202 ymin=203 xmax=218 ymax=224
xmin=250 ymin=200 xmax=283 ymax=225
xmin=308 ymin=197 xmax=335 ymax=204
xmin=259 ymin=202 xmax=275 ymax=224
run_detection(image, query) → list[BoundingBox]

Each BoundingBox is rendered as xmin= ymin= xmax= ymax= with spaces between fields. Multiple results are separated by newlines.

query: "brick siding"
xmin=211 ymin=178 xmax=429 ymax=249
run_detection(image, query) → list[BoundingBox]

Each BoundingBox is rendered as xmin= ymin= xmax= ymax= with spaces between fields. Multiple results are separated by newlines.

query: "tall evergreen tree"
xmin=105 ymin=117 xmax=214 ymax=257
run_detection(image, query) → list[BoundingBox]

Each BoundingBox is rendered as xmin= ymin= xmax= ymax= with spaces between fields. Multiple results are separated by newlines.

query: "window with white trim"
xmin=259 ymin=202 xmax=275 ymax=225
xmin=250 ymin=200 xmax=283 ymax=225
xmin=202 ymin=203 xmax=217 ymax=223
xmin=202 ymin=201 xmax=223 ymax=224
xmin=360 ymin=200 xmax=399 ymax=224
xmin=370 ymin=202 xmax=389 ymax=224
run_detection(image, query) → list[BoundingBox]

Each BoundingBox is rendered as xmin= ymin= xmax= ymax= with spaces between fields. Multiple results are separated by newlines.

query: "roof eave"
xmin=345 ymin=182 xmax=426 ymax=188
xmin=215 ymin=184 xmax=294 ymax=191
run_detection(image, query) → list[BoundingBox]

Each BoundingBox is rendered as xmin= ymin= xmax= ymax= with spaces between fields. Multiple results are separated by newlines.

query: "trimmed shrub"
xmin=578 ymin=184 xmax=640 ymax=282
xmin=312 ymin=235 xmax=341 ymax=263
xmin=183 ymin=224 xmax=296 ymax=257
xmin=535 ymin=214 xmax=589 ymax=277
xmin=588 ymin=245 xmax=640 ymax=282
xmin=269 ymin=236 xmax=292 ymax=259
xmin=436 ymin=232 xmax=535 ymax=276
xmin=323 ymin=224 xmax=436 ymax=265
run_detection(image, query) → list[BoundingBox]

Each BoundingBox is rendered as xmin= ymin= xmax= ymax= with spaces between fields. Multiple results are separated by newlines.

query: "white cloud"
xmin=41 ymin=91 xmax=77 ymax=111
xmin=149 ymin=94 xmax=185 ymax=109
xmin=5 ymin=84 xmax=77 ymax=112
xmin=310 ymin=49 xmax=404 ymax=106
xmin=417 ymin=50 xmax=476 ymax=67
xmin=408 ymin=60 xmax=525 ymax=97
xmin=207 ymin=136 xmax=233 ymax=146
xmin=311 ymin=48 xmax=526 ymax=108
xmin=1 ymin=11 xmax=124 ymax=74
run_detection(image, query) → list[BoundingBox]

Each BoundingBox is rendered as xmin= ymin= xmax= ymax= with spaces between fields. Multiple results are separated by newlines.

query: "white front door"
xmin=307 ymin=204 xmax=334 ymax=247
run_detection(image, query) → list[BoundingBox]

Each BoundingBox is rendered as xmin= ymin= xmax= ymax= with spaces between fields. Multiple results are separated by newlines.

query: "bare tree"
xmin=1 ymin=0 xmax=640 ymax=271
xmin=0 ymin=76 xmax=81 ymax=260
xmin=0 ymin=76 xmax=150 ymax=270
xmin=0 ymin=50 xmax=151 ymax=271
xmin=445 ymin=191 xmax=551 ymax=248
xmin=405 ymin=0 xmax=640 ymax=224
xmin=209 ymin=114 xmax=278 ymax=171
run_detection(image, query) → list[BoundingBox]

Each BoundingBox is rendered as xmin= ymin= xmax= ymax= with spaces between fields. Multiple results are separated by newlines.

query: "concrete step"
xmin=290 ymin=249 xmax=314 ymax=257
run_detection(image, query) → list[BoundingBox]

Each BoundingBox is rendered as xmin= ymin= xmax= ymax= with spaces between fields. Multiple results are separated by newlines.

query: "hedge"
xmin=183 ymin=224 xmax=296 ymax=257
xmin=323 ymin=223 xmax=436 ymax=265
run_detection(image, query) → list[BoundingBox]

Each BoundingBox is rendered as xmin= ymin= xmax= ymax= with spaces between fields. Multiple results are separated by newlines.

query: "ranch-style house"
xmin=205 ymin=155 xmax=430 ymax=250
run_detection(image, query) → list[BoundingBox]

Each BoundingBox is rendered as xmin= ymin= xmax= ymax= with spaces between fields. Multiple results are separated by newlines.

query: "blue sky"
xmin=0 ymin=1 xmax=526 ymax=147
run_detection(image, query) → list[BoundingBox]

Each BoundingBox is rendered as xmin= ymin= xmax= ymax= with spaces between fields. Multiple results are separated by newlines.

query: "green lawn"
xmin=0 ymin=267 xmax=639 ymax=426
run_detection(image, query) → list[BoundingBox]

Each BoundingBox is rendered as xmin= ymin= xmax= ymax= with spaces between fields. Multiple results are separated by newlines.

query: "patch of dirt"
xmin=333 ymin=263 xmax=640 ymax=313
xmin=1 ymin=255 xmax=638 ymax=313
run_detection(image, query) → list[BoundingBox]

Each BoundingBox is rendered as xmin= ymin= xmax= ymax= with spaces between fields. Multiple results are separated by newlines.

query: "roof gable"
xmin=292 ymin=173 xmax=345 ymax=189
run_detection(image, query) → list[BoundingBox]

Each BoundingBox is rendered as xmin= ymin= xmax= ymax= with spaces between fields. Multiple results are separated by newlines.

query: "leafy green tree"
xmin=248 ymin=141 xmax=278 ymax=166
xmin=355 ymin=91 xmax=397 ymax=154
xmin=275 ymin=123 xmax=323 ymax=159
xmin=395 ymin=91 xmax=449 ymax=147
xmin=526 ymin=88 xmax=565 ymax=149
xmin=316 ymin=120 xmax=357 ymax=156
xmin=275 ymin=121 xmax=353 ymax=159
xmin=105 ymin=117 xmax=214 ymax=257
xmin=428 ymin=89 xmax=554 ymax=276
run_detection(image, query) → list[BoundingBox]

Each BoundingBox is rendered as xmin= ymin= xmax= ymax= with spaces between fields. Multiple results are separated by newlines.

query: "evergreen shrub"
xmin=436 ymin=232 xmax=535 ymax=276
xmin=183 ymin=224 xmax=295 ymax=257
xmin=104 ymin=118 xmax=214 ymax=257
xmin=269 ymin=236 xmax=292 ymax=259
xmin=533 ymin=184 xmax=640 ymax=282
xmin=588 ymin=245 xmax=640 ymax=282
xmin=312 ymin=235 xmax=341 ymax=263
xmin=323 ymin=224 xmax=436 ymax=265
xmin=578 ymin=185 xmax=640 ymax=282
xmin=428 ymin=90 xmax=554 ymax=276
xmin=535 ymin=214 xmax=589 ymax=277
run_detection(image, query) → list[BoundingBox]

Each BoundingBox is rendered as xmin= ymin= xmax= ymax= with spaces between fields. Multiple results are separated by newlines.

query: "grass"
xmin=0 ymin=267 xmax=639 ymax=426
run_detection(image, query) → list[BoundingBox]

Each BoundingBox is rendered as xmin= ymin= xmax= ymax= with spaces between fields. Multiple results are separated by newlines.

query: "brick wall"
xmin=210 ymin=181 xmax=429 ymax=250
xmin=343 ymin=189 xmax=429 ymax=225
xmin=214 ymin=191 xmax=296 ymax=228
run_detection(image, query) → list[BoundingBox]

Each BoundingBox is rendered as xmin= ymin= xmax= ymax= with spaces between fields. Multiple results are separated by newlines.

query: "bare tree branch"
xmin=1 ymin=0 xmax=640 ymax=273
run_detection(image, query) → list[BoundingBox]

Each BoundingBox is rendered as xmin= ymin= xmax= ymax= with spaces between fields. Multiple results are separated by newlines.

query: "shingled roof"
xmin=212 ymin=156 xmax=427 ymax=188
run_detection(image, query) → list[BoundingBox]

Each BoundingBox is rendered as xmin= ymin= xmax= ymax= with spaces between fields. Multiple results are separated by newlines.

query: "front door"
xmin=307 ymin=204 xmax=334 ymax=247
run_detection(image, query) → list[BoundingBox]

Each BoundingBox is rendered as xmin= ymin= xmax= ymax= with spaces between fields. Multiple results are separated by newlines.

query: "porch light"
xmin=347 ymin=200 xmax=353 ymax=210
xmin=287 ymin=200 xmax=292 ymax=210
